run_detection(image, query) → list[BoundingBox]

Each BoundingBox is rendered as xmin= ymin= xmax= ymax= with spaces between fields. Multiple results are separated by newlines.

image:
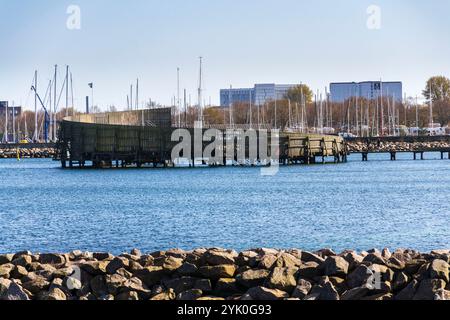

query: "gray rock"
xmin=246 ymin=286 xmax=289 ymax=300
xmin=363 ymin=253 xmax=386 ymax=265
xmin=301 ymin=251 xmax=325 ymax=264
xmin=297 ymin=261 xmax=321 ymax=279
xmin=291 ymin=279 xmax=312 ymax=299
xmin=413 ymin=279 xmax=446 ymax=301
xmin=236 ymin=269 xmax=270 ymax=288
xmin=273 ymin=253 xmax=302 ymax=268
xmin=429 ymin=259 xmax=449 ymax=282
xmin=258 ymin=255 xmax=278 ymax=270
xmin=38 ymin=253 xmax=66 ymax=265
xmin=106 ymin=257 xmax=130 ymax=274
xmin=341 ymin=285 xmax=371 ymax=300
xmin=22 ymin=277 xmax=50 ymax=294
xmin=194 ymin=279 xmax=212 ymax=292
xmin=205 ymin=250 xmax=236 ymax=265
xmin=199 ymin=265 xmax=236 ymax=279
xmin=309 ymin=282 xmax=339 ymax=301
xmin=116 ymin=291 xmax=139 ymax=300
xmin=0 ymin=254 xmax=14 ymax=265
xmin=177 ymin=262 xmax=198 ymax=276
xmin=0 ymin=279 xmax=30 ymax=300
xmin=266 ymin=267 xmax=298 ymax=293
xmin=93 ymin=252 xmax=114 ymax=261
xmin=323 ymin=256 xmax=349 ymax=277
xmin=90 ymin=275 xmax=108 ymax=297
xmin=177 ymin=289 xmax=203 ymax=301
xmin=395 ymin=280 xmax=418 ymax=300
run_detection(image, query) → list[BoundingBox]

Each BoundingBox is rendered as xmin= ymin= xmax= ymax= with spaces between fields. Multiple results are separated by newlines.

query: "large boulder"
xmin=134 ymin=266 xmax=166 ymax=287
xmin=258 ymin=255 xmax=278 ymax=270
xmin=150 ymin=289 xmax=176 ymax=300
xmin=341 ymin=285 xmax=371 ymax=300
xmin=273 ymin=253 xmax=302 ymax=269
xmin=0 ymin=279 xmax=30 ymax=300
xmin=116 ymin=291 xmax=139 ymax=300
xmin=38 ymin=254 xmax=66 ymax=265
xmin=266 ymin=267 xmax=298 ymax=293
xmin=291 ymin=279 xmax=312 ymax=299
xmin=80 ymin=261 xmax=109 ymax=275
xmin=177 ymin=289 xmax=203 ymax=301
xmin=22 ymin=277 xmax=50 ymax=294
xmin=0 ymin=264 xmax=14 ymax=279
xmin=395 ymin=280 xmax=418 ymax=300
xmin=154 ymin=256 xmax=184 ymax=272
xmin=323 ymin=256 xmax=349 ymax=277
xmin=307 ymin=282 xmax=339 ymax=301
xmin=301 ymin=251 xmax=325 ymax=264
xmin=41 ymin=288 xmax=67 ymax=300
xmin=90 ymin=275 xmax=108 ymax=297
xmin=163 ymin=277 xmax=197 ymax=294
xmin=246 ymin=286 xmax=289 ymax=300
xmin=236 ymin=269 xmax=270 ymax=288
xmin=199 ymin=265 xmax=236 ymax=279
xmin=0 ymin=254 xmax=14 ymax=265
xmin=297 ymin=262 xmax=321 ymax=279
xmin=214 ymin=278 xmax=241 ymax=297
xmin=204 ymin=250 xmax=236 ymax=265
xmin=106 ymin=257 xmax=130 ymax=274
xmin=428 ymin=259 xmax=449 ymax=282
xmin=177 ymin=263 xmax=198 ymax=276
xmin=413 ymin=279 xmax=446 ymax=301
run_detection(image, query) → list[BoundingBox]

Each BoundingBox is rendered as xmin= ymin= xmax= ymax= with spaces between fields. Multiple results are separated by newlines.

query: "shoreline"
xmin=1 ymin=248 xmax=449 ymax=301
xmin=0 ymin=148 xmax=56 ymax=159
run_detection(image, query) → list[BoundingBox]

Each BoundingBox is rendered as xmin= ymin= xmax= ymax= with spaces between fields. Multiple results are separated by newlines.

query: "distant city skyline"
xmin=1 ymin=0 xmax=449 ymax=111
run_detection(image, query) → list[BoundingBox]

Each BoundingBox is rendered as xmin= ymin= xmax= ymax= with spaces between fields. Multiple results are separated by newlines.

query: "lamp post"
xmin=88 ymin=83 xmax=94 ymax=112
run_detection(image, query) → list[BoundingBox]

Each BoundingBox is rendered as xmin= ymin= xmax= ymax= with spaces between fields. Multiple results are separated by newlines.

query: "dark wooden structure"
xmin=56 ymin=109 xmax=347 ymax=169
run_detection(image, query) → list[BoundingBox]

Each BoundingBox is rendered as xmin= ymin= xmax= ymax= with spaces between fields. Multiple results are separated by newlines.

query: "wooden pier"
xmin=357 ymin=149 xmax=450 ymax=162
xmin=56 ymin=109 xmax=347 ymax=169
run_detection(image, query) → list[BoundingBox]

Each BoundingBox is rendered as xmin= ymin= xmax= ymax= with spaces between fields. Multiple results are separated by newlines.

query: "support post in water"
xmin=390 ymin=152 xmax=396 ymax=161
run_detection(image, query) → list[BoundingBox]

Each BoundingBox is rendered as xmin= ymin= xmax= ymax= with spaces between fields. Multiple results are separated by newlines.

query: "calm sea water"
xmin=1 ymin=153 xmax=449 ymax=254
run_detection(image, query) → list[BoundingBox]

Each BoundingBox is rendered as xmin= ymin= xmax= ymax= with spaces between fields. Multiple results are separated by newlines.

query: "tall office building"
xmin=220 ymin=83 xmax=299 ymax=107
xmin=330 ymin=81 xmax=403 ymax=103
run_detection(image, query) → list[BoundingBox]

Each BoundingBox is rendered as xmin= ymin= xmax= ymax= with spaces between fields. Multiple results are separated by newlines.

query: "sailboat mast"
xmin=429 ymin=83 xmax=433 ymax=127
xmin=53 ymin=65 xmax=57 ymax=141
xmin=198 ymin=57 xmax=203 ymax=124
xmin=34 ymin=70 xmax=38 ymax=141
xmin=229 ymin=85 xmax=232 ymax=128
xmin=65 ymin=66 xmax=69 ymax=117
xmin=177 ymin=68 xmax=180 ymax=127
xmin=136 ymin=78 xmax=139 ymax=110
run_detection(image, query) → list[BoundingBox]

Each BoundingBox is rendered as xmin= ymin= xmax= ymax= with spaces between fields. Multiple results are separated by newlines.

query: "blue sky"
xmin=0 ymin=0 xmax=449 ymax=110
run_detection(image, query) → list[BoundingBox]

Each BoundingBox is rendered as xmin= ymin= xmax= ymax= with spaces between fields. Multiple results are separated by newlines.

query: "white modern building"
xmin=330 ymin=81 xmax=403 ymax=103
xmin=220 ymin=83 xmax=299 ymax=107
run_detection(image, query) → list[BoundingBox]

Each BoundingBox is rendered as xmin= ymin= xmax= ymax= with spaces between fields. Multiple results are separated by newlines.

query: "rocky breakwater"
xmin=348 ymin=141 xmax=450 ymax=153
xmin=1 ymin=248 xmax=449 ymax=301
xmin=0 ymin=147 xmax=56 ymax=159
